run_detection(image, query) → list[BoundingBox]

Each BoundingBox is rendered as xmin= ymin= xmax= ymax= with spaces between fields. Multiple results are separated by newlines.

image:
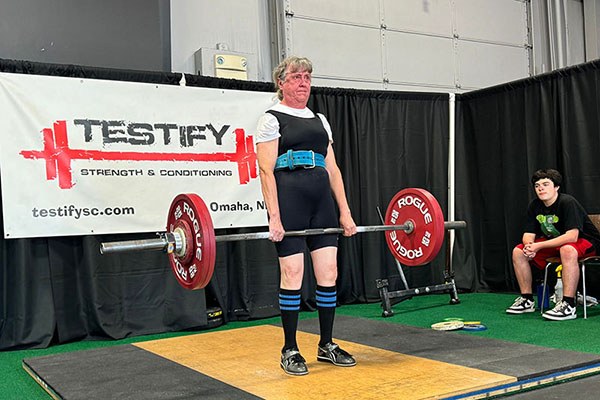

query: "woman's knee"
xmin=313 ymin=256 xmax=338 ymax=284
xmin=280 ymin=267 xmax=303 ymax=288
xmin=316 ymin=263 xmax=337 ymax=283
xmin=279 ymin=255 xmax=304 ymax=287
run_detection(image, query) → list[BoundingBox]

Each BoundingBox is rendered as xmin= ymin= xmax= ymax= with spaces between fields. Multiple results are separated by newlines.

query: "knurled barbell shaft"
xmin=99 ymin=221 xmax=466 ymax=255
xmin=215 ymin=221 xmax=466 ymax=242
xmin=215 ymin=223 xmax=411 ymax=242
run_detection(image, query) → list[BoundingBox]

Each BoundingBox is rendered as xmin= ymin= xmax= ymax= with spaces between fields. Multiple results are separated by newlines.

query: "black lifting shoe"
xmin=317 ymin=342 xmax=356 ymax=367
xmin=280 ymin=349 xmax=308 ymax=376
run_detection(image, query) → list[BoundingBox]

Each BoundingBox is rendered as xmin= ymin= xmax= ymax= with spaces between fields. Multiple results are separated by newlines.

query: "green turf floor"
xmin=2 ymin=292 xmax=599 ymax=399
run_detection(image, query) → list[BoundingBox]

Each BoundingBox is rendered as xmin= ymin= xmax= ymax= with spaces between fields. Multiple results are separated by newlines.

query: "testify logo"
xmin=73 ymin=119 xmax=230 ymax=146
xmin=19 ymin=120 xmax=257 ymax=189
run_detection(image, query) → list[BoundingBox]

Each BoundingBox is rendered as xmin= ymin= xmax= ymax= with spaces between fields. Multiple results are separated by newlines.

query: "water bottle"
xmin=554 ymin=265 xmax=563 ymax=303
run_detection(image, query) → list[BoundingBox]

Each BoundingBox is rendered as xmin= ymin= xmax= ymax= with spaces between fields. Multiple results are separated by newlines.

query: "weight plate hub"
xmin=384 ymin=188 xmax=445 ymax=267
xmin=167 ymin=193 xmax=216 ymax=290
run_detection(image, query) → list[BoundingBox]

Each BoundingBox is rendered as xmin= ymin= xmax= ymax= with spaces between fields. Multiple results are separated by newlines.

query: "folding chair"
xmin=540 ymin=215 xmax=600 ymax=319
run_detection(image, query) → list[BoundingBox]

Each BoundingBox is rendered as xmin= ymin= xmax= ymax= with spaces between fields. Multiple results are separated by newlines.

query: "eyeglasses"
xmin=285 ymin=73 xmax=312 ymax=83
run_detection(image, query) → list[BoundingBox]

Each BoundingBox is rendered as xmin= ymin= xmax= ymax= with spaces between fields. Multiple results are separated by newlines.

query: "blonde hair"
xmin=272 ymin=56 xmax=313 ymax=100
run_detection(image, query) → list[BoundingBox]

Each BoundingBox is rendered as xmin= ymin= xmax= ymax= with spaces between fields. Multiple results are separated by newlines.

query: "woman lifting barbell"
xmin=255 ymin=56 xmax=358 ymax=376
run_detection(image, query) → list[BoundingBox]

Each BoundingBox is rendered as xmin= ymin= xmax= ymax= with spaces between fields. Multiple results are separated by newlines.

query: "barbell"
xmin=100 ymin=188 xmax=466 ymax=290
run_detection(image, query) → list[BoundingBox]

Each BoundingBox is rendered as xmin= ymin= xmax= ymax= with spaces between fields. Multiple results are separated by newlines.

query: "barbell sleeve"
xmin=100 ymin=237 xmax=168 ymax=254
xmin=444 ymin=221 xmax=467 ymax=230
xmin=100 ymin=236 xmax=169 ymax=254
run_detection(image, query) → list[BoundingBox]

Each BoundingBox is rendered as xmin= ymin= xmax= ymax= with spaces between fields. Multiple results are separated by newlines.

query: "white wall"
xmin=170 ymin=0 xmax=587 ymax=92
xmin=170 ymin=0 xmax=272 ymax=81
xmin=276 ymin=0 xmax=532 ymax=92
xmin=584 ymin=0 xmax=600 ymax=60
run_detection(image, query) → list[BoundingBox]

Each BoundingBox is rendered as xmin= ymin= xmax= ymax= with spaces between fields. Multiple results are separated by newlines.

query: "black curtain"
xmin=6 ymin=56 xmax=600 ymax=349
xmin=1 ymin=59 xmax=448 ymax=349
xmin=0 ymin=60 xmax=199 ymax=350
xmin=184 ymin=75 xmax=450 ymax=314
xmin=0 ymin=196 xmax=210 ymax=350
xmin=455 ymin=60 xmax=600 ymax=294
xmin=307 ymin=88 xmax=449 ymax=302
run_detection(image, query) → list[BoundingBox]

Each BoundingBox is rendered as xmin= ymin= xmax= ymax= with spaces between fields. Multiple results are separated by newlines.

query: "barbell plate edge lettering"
xmin=384 ymin=188 xmax=446 ymax=267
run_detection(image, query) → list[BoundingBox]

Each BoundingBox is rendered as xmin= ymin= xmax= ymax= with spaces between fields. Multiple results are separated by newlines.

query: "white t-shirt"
xmin=255 ymin=102 xmax=334 ymax=144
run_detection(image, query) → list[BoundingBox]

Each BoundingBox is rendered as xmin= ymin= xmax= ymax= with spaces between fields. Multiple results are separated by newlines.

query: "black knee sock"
xmin=316 ymin=285 xmax=337 ymax=347
xmin=279 ymin=288 xmax=301 ymax=352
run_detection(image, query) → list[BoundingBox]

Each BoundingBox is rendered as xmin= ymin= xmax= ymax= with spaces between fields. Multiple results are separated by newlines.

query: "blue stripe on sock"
xmin=316 ymin=294 xmax=337 ymax=307
xmin=279 ymin=291 xmax=301 ymax=311
xmin=280 ymin=305 xmax=300 ymax=311
xmin=279 ymin=298 xmax=301 ymax=306
xmin=316 ymin=296 xmax=336 ymax=302
xmin=279 ymin=293 xmax=301 ymax=300
xmin=316 ymin=290 xmax=336 ymax=297
xmin=317 ymin=301 xmax=336 ymax=308
xmin=279 ymin=292 xmax=301 ymax=311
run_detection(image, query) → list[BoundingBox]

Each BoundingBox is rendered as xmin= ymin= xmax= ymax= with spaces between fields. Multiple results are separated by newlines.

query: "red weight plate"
xmin=384 ymin=188 xmax=445 ymax=266
xmin=166 ymin=193 xmax=216 ymax=290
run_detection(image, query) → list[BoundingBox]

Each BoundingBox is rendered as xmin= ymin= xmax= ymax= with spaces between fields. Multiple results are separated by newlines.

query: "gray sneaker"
xmin=280 ymin=349 xmax=308 ymax=376
xmin=542 ymin=300 xmax=577 ymax=321
xmin=317 ymin=342 xmax=356 ymax=367
xmin=506 ymin=296 xmax=535 ymax=314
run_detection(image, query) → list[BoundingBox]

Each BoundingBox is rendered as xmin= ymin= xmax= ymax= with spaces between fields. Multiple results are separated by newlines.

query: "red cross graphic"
xmin=19 ymin=120 xmax=257 ymax=189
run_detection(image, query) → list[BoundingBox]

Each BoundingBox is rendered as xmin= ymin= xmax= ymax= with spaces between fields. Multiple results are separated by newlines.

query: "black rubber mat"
xmin=299 ymin=315 xmax=600 ymax=380
xmin=22 ymin=316 xmax=600 ymax=399
xmin=23 ymin=344 xmax=260 ymax=400
xmin=506 ymin=373 xmax=600 ymax=399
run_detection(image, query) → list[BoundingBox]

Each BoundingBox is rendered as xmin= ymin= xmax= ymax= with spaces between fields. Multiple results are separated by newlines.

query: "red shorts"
xmin=516 ymin=237 xmax=596 ymax=269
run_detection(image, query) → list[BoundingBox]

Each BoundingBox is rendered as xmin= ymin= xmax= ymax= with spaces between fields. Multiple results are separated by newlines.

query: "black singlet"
xmin=266 ymin=110 xmax=338 ymax=257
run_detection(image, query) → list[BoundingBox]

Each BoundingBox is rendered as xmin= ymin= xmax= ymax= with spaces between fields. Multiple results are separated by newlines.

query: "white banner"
xmin=0 ymin=72 xmax=277 ymax=238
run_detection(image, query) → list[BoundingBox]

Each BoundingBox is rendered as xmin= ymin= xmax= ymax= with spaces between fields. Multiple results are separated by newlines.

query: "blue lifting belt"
xmin=275 ymin=150 xmax=326 ymax=171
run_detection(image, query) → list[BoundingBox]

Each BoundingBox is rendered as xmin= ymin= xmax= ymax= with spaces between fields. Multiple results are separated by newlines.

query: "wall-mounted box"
xmin=194 ymin=48 xmax=257 ymax=81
